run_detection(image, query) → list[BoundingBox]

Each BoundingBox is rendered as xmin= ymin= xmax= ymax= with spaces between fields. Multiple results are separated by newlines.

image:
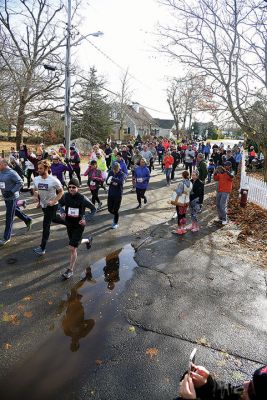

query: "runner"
xmin=58 ymin=177 xmax=96 ymax=279
xmin=163 ymin=150 xmax=174 ymax=186
xmin=134 ymin=158 xmax=150 ymax=209
xmin=84 ymin=160 xmax=104 ymax=210
xmin=0 ymin=158 xmax=32 ymax=246
xmin=32 ymin=160 xmax=65 ymax=255
xmin=106 ymin=163 xmax=124 ymax=229
xmin=50 ymin=155 xmax=73 ymax=187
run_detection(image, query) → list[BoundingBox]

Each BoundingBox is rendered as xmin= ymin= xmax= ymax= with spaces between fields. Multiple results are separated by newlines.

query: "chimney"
xmin=132 ymin=102 xmax=140 ymax=113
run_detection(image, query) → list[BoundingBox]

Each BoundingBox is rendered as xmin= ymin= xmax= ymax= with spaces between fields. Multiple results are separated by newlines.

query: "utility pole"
xmin=65 ymin=0 xmax=72 ymax=158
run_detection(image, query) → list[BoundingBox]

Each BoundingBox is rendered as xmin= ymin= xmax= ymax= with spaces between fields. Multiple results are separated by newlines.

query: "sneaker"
xmin=62 ymin=269 xmax=73 ymax=279
xmin=86 ymin=236 xmax=93 ymax=250
xmin=97 ymin=202 xmax=103 ymax=210
xmin=33 ymin=246 xmax=45 ymax=256
xmin=111 ymin=223 xmax=119 ymax=229
xmin=222 ymin=220 xmax=228 ymax=225
xmin=135 ymin=204 xmax=141 ymax=209
xmin=26 ymin=219 xmax=33 ymax=231
xmin=172 ymin=228 xmax=184 ymax=235
xmin=0 ymin=239 xmax=10 ymax=246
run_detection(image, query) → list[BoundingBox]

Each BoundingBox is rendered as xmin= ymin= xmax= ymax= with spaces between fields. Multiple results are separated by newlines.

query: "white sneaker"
xmin=222 ymin=220 xmax=228 ymax=225
xmin=62 ymin=269 xmax=73 ymax=279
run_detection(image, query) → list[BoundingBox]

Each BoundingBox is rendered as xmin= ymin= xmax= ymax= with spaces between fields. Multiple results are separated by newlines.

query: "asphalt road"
xmin=0 ymin=162 xmax=266 ymax=400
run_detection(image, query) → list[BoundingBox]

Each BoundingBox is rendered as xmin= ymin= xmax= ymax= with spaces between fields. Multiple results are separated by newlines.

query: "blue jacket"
xmin=203 ymin=145 xmax=211 ymax=154
xmin=134 ymin=166 xmax=150 ymax=189
xmin=107 ymin=170 xmax=124 ymax=197
xmin=111 ymin=159 xmax=128 ymax=178
xmin=0 ymin=167 xmax=23 ymax=200
xmin=234 ymin=152 xmax=242 ymax=163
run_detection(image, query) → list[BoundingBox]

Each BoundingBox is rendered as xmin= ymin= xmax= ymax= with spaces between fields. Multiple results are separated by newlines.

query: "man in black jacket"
xmin=58 ymin=177 xmax=96 ymax=279
xmin=177 ymin=363 xmax=267 ymax=400
xmin=171 ymin=147 xmax=181 ymax=181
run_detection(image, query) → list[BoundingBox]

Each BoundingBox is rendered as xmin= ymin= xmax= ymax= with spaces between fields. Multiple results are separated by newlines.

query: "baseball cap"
xmin=68 ymin=178 xmax=79 ymax=188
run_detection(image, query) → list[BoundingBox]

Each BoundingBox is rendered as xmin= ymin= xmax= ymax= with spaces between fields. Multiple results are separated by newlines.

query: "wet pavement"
xmin=0 ymin=245 xmax=137 ymax=400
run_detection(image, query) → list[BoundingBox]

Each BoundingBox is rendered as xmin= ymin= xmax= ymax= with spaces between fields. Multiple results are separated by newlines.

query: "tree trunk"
xmin=16 ymin=102 xmax=26 ymax=150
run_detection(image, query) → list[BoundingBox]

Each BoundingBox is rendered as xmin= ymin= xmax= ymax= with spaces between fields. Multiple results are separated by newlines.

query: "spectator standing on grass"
xmin=213 ymin=161 xmax=234 ymax=225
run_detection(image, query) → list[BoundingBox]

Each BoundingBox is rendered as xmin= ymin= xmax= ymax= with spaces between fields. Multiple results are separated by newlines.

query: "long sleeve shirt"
xmin=0 ymin=167 xmax=23 ymax=200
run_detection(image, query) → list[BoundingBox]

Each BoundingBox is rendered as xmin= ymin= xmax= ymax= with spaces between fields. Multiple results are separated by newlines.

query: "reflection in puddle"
xmin=0 ymin=244 xmax=137 ymax=400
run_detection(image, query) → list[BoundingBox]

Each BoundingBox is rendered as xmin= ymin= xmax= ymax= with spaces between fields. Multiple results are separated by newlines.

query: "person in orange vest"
xmin=163 ymin=150 xmax=174 ymax=186
xmin=213 ymin=161 xmax=234 ymax=225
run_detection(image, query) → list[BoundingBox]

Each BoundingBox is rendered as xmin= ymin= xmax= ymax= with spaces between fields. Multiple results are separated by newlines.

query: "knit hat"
xmin=68 ymin=177 xmax=79 ymax=188
xmin=252 ymin=365 xmax=267 ymax=399
xmin=224 ymin=161 xmax=232 ymax=167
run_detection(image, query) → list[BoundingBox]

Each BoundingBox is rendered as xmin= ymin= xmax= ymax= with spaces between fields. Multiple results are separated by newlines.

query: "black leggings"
xmin=27 ymin=169 xmax=35 ymax=188
xmin=91 ymin=188 xmax=100 ymax=204
xmin=185 ymin=162 xmax=193 ymax=177
xmin=136 ymin=188 xmax=146 ymax=205
xmin=40 ymin=205 xmax=66 ymax=250
xmin=69 ymin=167 xmax=81 ymax=185
xmin=108 ymin=196 xmax=121 ymax=224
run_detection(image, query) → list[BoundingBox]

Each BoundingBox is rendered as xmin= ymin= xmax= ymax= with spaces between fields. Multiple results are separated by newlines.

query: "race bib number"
xmin=67 ymin=207 xmax=79 ymax=217
xmin=90 ymin=180 xmax=96 ymax=186
xmin=0 ymin=182 xmax=5 ymax=189
xmin=159 ymin=151 xmax=162 ymax=154
xmin=136 ymin=178 xmax=143 ymax=183
xmin=20 ymin=158 xmax=24 ymax=162
xmin=112 ymin=182 xmax=118 ymax=186
xmin=38 ymin=183 xmax=49 ymax=190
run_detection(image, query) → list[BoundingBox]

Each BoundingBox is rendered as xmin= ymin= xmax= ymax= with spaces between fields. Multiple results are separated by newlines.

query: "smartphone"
xmin=188 ymin=348 xmax=197 ymax=374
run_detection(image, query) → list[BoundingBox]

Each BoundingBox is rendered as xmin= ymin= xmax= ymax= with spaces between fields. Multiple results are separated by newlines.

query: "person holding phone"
xmin=177 ymin=363 xmax=267 ymax=400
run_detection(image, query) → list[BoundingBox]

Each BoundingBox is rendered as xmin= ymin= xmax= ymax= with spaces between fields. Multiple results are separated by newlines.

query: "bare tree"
xmin=0 ymin=0 xmax=71 ymax=148
xmin=167 ymin=73 xmax=214 ymax=138
xmin=117 ymin=68 xmax=132 ymax=141
xmin=159 ymin=0 xmax=267 ymax=178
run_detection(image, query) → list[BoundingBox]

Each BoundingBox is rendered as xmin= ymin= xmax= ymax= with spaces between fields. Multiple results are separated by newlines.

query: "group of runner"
xmin=0 ymin=137 xmax=243 ymax=279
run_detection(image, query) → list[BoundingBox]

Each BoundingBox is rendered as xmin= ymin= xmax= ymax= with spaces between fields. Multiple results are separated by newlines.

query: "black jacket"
xmin=59 ymin=192 xmax=95 ymax=226
xmin=190 ymin=179 xmax=204 ymax=204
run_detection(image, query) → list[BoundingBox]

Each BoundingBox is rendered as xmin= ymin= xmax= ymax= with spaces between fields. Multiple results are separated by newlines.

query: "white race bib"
xmin=20 ymin=158 xmax=24 ymax=162
xmin=90 ymin=180 xmax=96 ymax=186
xmin=67 ymin=207 xmax=79 ymax=217
xmin=0 ymin=182 xmax=5 ymax=189
xmin=136 ymin=178 xmax=143 ymax=183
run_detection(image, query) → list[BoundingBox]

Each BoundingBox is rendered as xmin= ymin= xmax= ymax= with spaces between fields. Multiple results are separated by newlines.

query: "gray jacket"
xmin=0 ymin=167 xmax=23 ymax=200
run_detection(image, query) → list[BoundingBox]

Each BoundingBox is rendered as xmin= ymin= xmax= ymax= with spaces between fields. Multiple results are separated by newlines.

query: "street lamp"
xmin=64 ymin=0 xmax=103 ymax=157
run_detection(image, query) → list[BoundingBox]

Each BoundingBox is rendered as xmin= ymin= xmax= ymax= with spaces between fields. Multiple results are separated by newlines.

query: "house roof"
xmin=126 ymin=105 xmax=157 ymax=127
xmin=154 ymin=119 xmax=174 ymax=129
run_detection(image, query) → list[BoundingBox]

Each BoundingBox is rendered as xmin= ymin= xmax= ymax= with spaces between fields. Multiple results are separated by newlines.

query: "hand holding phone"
xmin=188 ymin=348 xmax=197 ymax=375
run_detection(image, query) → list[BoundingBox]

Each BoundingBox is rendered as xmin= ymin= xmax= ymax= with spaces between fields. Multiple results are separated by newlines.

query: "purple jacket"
xmin=51 ymin=163 xmax=72 ymax=184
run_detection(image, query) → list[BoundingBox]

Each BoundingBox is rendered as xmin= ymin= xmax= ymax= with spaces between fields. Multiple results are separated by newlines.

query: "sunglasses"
xmin=68 ymin=185 xmax=78 ymax=189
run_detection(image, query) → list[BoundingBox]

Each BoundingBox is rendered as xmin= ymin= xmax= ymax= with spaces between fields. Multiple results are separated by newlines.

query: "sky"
xmin=74 ymin=0 xmax=178 ymax=119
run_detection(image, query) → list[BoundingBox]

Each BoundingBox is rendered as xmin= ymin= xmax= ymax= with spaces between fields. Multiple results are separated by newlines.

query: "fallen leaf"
xmin=145 ymin=347 xmax=158 ymax=359
xmin=23 ymin=311 xmax=33 ymax=318
xmin=95 ymin=359 xmax=103 ymax=365
xmin=128 ymin=326 xmax=136 ymax=333
xmin=23 ymin=296 xmax=33 ymax=301
xmin=2 ymin=312 xmax=20 ymax=325
xmin=17 ymin=304 xmax=25 ymax=310
xmin=196 ymin=337 xmax=210 ymax=347
xmin=3 ymin=343 xmax=12 ymax=350
xmin=48 ymin=301 xmax=53 ymax=305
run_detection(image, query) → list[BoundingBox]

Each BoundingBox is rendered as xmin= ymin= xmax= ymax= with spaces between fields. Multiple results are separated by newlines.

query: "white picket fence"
xmin=240 ymin=157 xmax=267 ymax=209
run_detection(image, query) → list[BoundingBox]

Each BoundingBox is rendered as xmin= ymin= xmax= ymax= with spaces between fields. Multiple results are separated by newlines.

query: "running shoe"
xmin=0 ymin=239 xmax=10 ymax=246
xmin=62 ymin=269 xmax=73 ymax=279
xmin=97 ymin=202 xmax=103 ymax=211
xmin=222 ymin=220 xmax=228 ymax=225
xmin=86 ymin=236 xmax=93 ymax=250
xmin=33 ymin=246 xmax=45 ymax=256
xmin=26 ymin=219 xmax=33 ymax=231
xmin=111 ymin=223 xmax=119 ymax=229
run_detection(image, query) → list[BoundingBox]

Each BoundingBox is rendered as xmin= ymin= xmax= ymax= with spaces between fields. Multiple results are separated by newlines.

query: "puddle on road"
xmin=0 ymin=244 xmax=137 ymax=400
